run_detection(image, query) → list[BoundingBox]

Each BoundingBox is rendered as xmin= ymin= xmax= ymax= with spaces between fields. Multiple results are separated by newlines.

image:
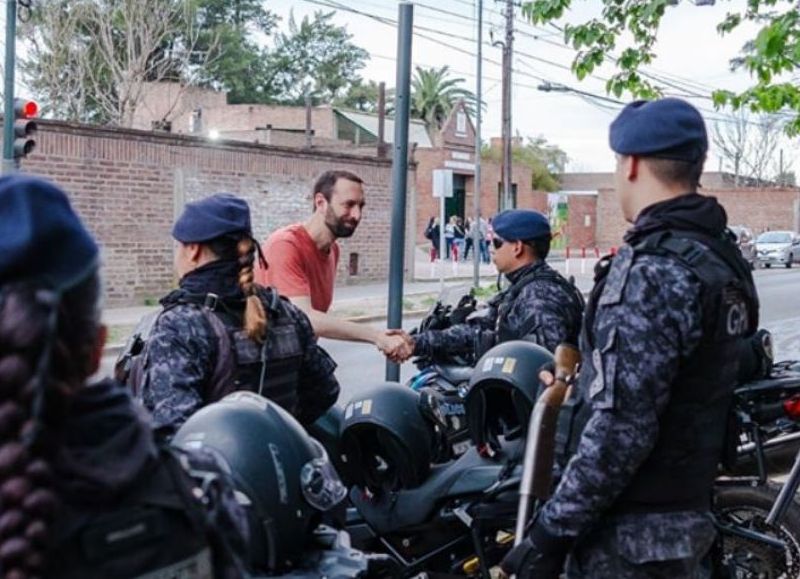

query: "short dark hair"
xmin=644 ymin=157 xmax=705 ymax=190
xmin=524 ymin=236 xmax=551 ymax=260
xmin=313 ymin=170 xmax=364 ymax=204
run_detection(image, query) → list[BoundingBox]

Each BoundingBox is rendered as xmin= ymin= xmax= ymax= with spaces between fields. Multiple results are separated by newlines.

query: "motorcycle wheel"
xmin=715 ymin=484 xmax=800 ymax=579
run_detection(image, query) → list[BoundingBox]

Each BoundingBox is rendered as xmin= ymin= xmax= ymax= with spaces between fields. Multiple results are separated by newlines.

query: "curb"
xmin=104 ymin=308 xmax=432 ymax=357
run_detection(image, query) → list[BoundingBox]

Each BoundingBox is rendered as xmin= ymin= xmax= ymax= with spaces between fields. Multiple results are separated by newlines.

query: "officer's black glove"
xmin=501 ymin=521 xmax=573 ymax=579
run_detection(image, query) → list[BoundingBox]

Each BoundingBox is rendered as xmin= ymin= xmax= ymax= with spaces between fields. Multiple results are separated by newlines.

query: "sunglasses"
xmin=492 ymin=237 xmax=506 ymax=250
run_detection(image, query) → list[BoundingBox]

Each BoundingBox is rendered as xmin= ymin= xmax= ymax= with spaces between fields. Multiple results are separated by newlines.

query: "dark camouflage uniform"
xmin=140 ymin=282 xmax=339 ymax=436
xmin=539 ymin=245 xmax=716 ymax=577
xmin=413 ymin=261 xmax=584 ymax=358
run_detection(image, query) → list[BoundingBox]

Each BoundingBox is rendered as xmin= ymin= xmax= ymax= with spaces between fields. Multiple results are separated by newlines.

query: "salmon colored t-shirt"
xmin=257 ymin=224 xmax=339 ymax=312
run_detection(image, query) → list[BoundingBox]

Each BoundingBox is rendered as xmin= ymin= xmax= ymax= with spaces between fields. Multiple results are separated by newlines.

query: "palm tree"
xmin=410 ymin=66 xmax=477 ymax=131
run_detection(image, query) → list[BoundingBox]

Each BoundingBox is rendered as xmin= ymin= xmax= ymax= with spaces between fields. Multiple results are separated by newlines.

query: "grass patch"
xmin=471 ymin=284 xmax=499 ymax=299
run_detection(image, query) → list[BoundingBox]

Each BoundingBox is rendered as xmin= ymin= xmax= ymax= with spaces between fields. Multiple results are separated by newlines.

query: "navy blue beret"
xmin=173 ymin=193 xmax=252 ymax=243
xmin=609 ymin=98 xmax=708 ymax=162
xmin=0 ymin=175 xmax=98 ymax=291
xmin=492 ymin=209 xmax=551 ymax=241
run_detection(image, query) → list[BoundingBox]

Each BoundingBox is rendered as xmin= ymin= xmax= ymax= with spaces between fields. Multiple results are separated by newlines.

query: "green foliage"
xmin=521 ymin=0 xmax=800 ymax=132
xmin=335 ymin=79 xmax=385 ymax=112
xmin=482 ymin=136 xmax=569 ymax=191
xmin=263 ymin=11 xmax=369 ymax=106
xmin=409 ymin=66 xmax=478 ymax=130
xmin=21 ymin=2 xmax=371 ymax=122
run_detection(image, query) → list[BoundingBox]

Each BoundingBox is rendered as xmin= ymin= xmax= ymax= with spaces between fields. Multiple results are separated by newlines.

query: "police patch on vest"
xmin=721 ymin=286 xmax=749 ymax=338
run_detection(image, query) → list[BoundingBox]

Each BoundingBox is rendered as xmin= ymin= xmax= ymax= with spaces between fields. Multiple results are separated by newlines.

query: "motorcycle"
xmin=407 ymin=285 xmax=484 ymax=462
xmin=713 ymin=358 xmax=800 ymax=578
xmin=316 ymin=358 xmax=800 ymax=578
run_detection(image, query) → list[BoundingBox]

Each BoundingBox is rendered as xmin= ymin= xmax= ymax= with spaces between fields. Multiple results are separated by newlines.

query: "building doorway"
xmin=446 ymin=173 xmax=467 ymax=221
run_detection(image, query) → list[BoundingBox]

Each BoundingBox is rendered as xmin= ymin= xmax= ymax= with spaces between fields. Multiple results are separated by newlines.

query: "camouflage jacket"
xmin=413 ymin=261 xmax=584 ymax=357
xmin=138 ymin=262 xmax=339 ymax=437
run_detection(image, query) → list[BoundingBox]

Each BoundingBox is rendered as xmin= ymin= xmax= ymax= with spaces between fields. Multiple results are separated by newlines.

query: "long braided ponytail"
xmin=0 ymin=274 xmax=101 ymax=579
xmin=237 ymin=237 xmax=267 ymax=342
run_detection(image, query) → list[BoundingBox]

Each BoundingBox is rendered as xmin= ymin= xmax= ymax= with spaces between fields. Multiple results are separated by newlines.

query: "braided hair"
xmin=0 ymin=273 xmax=101 ymax=579
xmin=206 ymin=235 xmax=268 ymax=342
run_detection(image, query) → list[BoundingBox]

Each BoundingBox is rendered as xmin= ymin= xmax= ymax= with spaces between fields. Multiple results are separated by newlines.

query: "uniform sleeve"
xmin=413 ymin=313 xmax=497 ymax=359
xmin=289 ymin=305 xmax=340 ymax=425
xmin=505 ymin=280 xmax=583 ymax=352
xmin=263 ymin=238 xmax=311 ymax=299
xmin=540 ymin=255 xmax=704 ymax=537
xmin=140 ymin=307 xmax=216 ymax=437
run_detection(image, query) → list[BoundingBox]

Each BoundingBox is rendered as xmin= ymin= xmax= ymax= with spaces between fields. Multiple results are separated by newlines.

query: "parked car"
xmin=730 ymin=225 xmax=757 ymax=269
xmin=755 ymin=230 xmax=800 ymax=268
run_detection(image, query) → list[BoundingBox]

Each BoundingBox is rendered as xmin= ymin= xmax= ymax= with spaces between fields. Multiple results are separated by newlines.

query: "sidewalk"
xmin=103 ymin=247 xmax=597 ymax=345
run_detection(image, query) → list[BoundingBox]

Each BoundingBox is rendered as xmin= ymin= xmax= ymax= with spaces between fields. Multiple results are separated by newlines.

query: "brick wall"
xmin=18 ymin=120 xmax=398 ymax=306
xmin=595 ymin=187 xmax=800 ymax=249
xmin=565 ymin=194 xmax=597 ymax=249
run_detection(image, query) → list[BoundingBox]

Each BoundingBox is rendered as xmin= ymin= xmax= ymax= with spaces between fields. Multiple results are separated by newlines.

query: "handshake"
xmin=375 ymin=329 xmax=415 ymax=363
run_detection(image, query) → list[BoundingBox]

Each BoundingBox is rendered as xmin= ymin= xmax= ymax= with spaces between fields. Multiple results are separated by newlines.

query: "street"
xmin=327 ymin=266 xmax=800 ymax=405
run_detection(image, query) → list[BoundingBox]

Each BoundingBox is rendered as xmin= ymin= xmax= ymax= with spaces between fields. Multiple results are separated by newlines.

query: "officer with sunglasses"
xmin=406 ymin=209 xmax=584 ymax=361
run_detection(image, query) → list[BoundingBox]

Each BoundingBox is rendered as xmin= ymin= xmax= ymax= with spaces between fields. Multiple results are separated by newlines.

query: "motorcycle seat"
xmin=349 ymin=445 xmax=513 ymax=535
xmin=436 ymin=364 xmax=473 ymax=385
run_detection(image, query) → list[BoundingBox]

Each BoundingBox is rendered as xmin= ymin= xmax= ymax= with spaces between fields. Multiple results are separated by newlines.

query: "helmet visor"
xmin=300 ymin=439 xmax=347 ymax=511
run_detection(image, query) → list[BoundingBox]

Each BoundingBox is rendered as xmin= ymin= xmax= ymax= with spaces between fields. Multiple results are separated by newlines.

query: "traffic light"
xmin=13 ymin=98 xmax=38 ymax=159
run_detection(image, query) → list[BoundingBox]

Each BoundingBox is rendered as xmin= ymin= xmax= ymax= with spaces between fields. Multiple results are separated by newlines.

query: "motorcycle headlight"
xmin=300 ymin=439 xmax=347 ymax=511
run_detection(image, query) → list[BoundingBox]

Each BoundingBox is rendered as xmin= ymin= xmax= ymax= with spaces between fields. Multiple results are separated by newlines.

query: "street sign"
xmin=432 ymin=168 xmax=454 ymax=198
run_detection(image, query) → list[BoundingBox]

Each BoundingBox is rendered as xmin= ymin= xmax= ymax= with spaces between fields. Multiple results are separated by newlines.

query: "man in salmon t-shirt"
xmin=257 ymin=170 xmax=409 ymax=360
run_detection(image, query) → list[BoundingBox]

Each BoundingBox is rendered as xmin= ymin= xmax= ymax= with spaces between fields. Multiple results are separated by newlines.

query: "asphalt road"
xmin=323 ymin=266 xmax=800 ymax=405
xmin=99 ymin=266 xmax=800 ymax=405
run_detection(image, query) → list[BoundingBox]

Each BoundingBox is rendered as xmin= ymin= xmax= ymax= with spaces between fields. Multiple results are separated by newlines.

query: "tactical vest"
xmin=47 ymin=449 xmax=215 ymax=579
xmin=117 ymin=287 xmax=305 ymax=417
xmin=490 ymin=263 xmax=585 ymax=344
xmin=563 ymin=229 xmax=758 ymax=514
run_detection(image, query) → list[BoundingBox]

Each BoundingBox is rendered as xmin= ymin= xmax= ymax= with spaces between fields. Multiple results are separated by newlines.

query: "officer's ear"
xmin=513 ymin=240 xmax=526 ymax=258
xmin=186 ymin=242 xmax=205 ymax=264
xmin=626 ymin=155 xmax=640 ymax=181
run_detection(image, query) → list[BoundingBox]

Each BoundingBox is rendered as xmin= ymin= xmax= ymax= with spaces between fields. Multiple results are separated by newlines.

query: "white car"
xmin=756 ymin=230 xmax=800 ymax=268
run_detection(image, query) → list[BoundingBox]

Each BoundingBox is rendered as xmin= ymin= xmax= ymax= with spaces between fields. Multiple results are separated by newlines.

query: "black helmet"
xmin=465 ymin=340 xmax=554 ymax=455
xmin=173 ymin=391 xmax=346 ymax=572
xmin=339 ymin=382 xmax=433 ymax=494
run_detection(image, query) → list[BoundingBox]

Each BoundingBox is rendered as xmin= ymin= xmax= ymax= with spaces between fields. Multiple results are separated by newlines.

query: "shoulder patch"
xmin=599 ymin=245 xmax=634 ymax=307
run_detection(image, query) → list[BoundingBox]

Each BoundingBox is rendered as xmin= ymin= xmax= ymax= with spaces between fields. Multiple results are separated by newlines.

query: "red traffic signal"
xmin=13 ymin=98 xmax=38 ymax=159
xmin=14 ymin=98 xmax=38 ymax=119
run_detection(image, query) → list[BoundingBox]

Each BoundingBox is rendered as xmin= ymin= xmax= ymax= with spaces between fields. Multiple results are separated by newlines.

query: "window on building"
xmin=456 ymin=111 xmax=467 ymax=136
xmin=189 ymin=108 xmax=203 ymax=134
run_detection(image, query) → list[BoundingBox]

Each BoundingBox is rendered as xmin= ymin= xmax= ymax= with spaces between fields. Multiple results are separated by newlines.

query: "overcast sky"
xmin=267 ymin=0 xmax=798 ymax=175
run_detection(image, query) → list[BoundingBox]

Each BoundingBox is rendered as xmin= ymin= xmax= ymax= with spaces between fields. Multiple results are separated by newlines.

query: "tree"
xmin=187 ymin=0 xmax=278 ymax=104
xmin=335 ymin=79 xmax=384 ymax=112
xmin=410 ymin=66 xmax=478 ymax=131
xmin=20 ymin=0 xmax=214 ymax=126
xmin=712 ymin=111 xmax=786 ymax=186
xmin=482 ymin=136 xmax=569 ymax=191
xmin=263 ymin=11 xmax=369 ymax=106
xmin=521 ymin=0 xmax=800 ymax=134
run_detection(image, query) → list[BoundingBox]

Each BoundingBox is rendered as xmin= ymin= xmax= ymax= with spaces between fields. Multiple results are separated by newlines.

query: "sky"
xmin=266 ymin=0 xmax=799 ymax=175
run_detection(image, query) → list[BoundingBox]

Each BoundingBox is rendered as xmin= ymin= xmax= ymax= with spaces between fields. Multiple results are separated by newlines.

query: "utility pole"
xmin=385 ymin=3 xmax=414 ymax=382
xmin=472 ymin=0 xmax=483 ymax=287
xmin=500 ymin=0 xmax=514 ymax=210
xmin=2 ymin=0 xmax=18 ymax=174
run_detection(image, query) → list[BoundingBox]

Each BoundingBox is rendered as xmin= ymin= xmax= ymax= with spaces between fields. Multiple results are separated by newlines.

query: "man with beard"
xmin=258 ymin=170 xmax=408 ymax=358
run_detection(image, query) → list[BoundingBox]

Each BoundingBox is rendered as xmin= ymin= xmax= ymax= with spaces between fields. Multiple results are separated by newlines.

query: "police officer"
xmin=407 ymin=209 xmax=584 ymax=360
xmin=132 ymin=193 xmax=340 ymax=437
xmin=502 ymin=98 xmax=759 ymax=578
xmin=0 ymin=175 xmax=247 ymax=578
